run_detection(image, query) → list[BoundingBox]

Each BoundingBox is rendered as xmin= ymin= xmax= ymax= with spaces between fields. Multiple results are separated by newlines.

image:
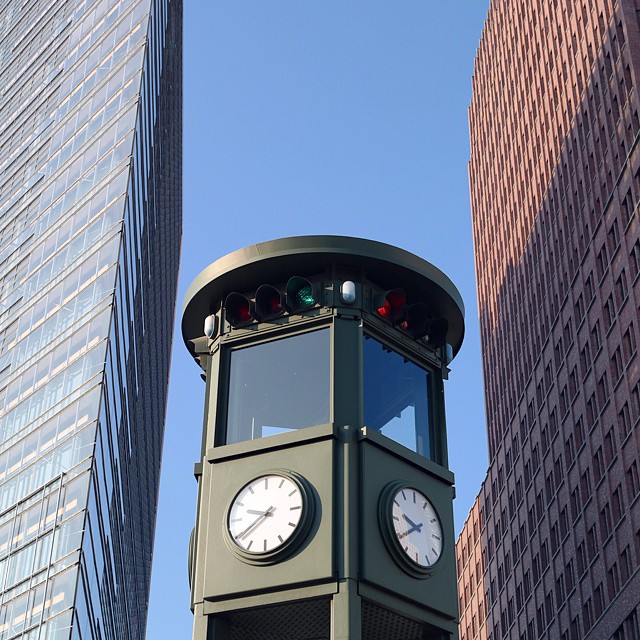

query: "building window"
xmin=225 ymin=328 xmax=330 ymax=444
xmin=363 ymin=335 xmax=433 ymax=459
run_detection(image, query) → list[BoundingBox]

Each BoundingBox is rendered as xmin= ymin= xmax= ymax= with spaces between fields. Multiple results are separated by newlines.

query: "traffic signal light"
xmin=224 ymin=292 xmax=254 ymax=327
xmin=398 ymin=303 xmax=428 ymax=338
xmin=223 ymin=277 xmax=320 ymax=330
xmin=286 ymin=276 xmax=318 ymax=313
xmin=423 ymin=317 xmax=449 ymax=349
xmin=255 ymin=285 xmax=286 ymax=321
xmin=374 ymin=288 xmax=449 ymax=348
xmin=375 ymin=289 xmax=407 ymax=323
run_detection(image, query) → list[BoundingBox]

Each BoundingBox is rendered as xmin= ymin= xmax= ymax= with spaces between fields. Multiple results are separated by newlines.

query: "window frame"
xmin=361 ymin=327 xmax=441 ymax=463
xmin=216 ymin=318 xmax=333 ymax=448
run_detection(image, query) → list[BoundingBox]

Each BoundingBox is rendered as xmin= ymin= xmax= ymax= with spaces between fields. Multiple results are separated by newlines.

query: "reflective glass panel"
xmin=363 ymin=335 xmax=432 ymax=458
xmin=226 ymin=329 xmax=330 ymax=444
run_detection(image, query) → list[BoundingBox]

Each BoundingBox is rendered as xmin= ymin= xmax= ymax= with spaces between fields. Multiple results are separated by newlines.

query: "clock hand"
xmin=237 ymin=506 xmax=274 ymax=540
xmin=397 ymin=523 xmax=424 ymax=539
xmin=402 ymin=514 xmax=422 ymax=530
xmin=246 ymin=509 xmax=275 ymax=516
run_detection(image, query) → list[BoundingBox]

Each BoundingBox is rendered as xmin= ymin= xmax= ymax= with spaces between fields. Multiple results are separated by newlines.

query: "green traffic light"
xmin=295 ymin=285 xmax=315 ymax=308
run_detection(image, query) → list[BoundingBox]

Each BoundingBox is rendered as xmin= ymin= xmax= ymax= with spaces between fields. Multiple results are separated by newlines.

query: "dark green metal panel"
xmin=332 ymin=317 xmax=363 ymax=581
xmin=358 ymin=432 xmax=458 ymax=624
xmin=200 ymin=430 xmax=336 ymax=600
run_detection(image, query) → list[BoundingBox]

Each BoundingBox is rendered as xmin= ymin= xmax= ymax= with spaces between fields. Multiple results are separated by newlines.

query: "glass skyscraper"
xmin=0 ymin=0 xmax=182 ymax=638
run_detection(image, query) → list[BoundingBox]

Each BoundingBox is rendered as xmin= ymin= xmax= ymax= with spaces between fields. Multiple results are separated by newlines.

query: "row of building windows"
xmin=0 ymin=1 xmax=177 ymax=638
xmin=461 ymin=2 xmax=640 ymax=638
xmin=471 ymin=0 xmax=639 ymax=457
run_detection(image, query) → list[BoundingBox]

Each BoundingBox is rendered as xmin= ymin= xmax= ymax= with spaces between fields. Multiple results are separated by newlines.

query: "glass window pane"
xmin=226 ymin=329 xmax=330 ymax=445
xmin=363 ymin=335 xmax=432 ymax=459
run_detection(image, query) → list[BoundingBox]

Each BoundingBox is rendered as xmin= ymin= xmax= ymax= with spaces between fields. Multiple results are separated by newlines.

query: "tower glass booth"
xmin=182 ymin=236 xmax=465 ymax=640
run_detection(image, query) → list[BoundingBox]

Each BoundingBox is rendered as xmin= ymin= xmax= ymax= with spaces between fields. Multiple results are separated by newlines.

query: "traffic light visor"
xmin=424 ymin=317 xmax=449 ymax=348
xmin=399 ymin=303 xmax=429 ymax=338
xmin=225 ymin=293 xmax=254 ymax=327
xmin=286 ymin=276 xmax=317 ymax=312
xmin=255 ymin=285 xmax=285 ymax=321
xmin=375 ymin=288 xmax=407 ymax=322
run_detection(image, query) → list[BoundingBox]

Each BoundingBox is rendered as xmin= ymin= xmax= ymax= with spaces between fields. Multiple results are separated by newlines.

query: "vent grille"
xmin=227 ymin=598 xmax=330 ymax=640
xmin=362 ymin=600 xmax=436 ymax=640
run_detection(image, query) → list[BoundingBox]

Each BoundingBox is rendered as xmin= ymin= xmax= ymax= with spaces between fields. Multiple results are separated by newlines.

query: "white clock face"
xmin=228 ymin=474 xmax=304 ymax=554
xmin=392 ymin=487 xmax=443 ymax=568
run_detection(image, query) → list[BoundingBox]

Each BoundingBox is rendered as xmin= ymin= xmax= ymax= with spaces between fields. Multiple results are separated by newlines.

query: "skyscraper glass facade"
xmin=0 ymin=0 xmax=182 ymax=638
xmin=458 ymin=1 xmax=639 ymax=639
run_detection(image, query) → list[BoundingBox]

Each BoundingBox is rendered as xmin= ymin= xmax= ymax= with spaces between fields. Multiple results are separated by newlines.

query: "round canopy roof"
xmin=182 ymin=235 xmax=465 ymax=360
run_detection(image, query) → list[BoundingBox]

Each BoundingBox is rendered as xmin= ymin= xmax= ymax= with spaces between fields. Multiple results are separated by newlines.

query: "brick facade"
xmin=458 ymin=1 xmax=640 ymax=638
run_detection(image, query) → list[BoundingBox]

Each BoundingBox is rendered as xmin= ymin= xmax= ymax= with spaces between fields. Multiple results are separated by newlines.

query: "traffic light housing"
xmin=255 ymin=285 xmax=286 ymax=321
xmin=224 ymin=276 xmax=448 ymax=351
xmin=224 ymin=277 xmax=320 ymax=330
xmin=423 ymin=317 xmax=449 ymax=349
xmin=398 ymin=302 xmax=428 ymax=338
xmin=286 ymin=276 xmax=318 ymax=313
xmin=224 ymin=292 xmax=255 ymax=327
xmin=374 ymin=289 xmax=407 ymax=323
xmin=374 ymin=288 xmax=449 ymax=348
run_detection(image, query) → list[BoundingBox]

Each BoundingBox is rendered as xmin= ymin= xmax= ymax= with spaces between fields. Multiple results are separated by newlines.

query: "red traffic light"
xmin=375 ymin=289 xmax=407 ymax=322
xmin=225 ymin=293 xmax=255 ymax=327
xmin=255 ymin=285 xmax=285 ymax=321
xmin=374 ymin=288 xmax=449 ymax=349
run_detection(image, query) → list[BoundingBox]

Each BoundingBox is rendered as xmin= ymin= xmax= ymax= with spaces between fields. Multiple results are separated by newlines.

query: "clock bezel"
xmin=378 ymin=481 xmax=443 ymax=579
xmin=224 ymin=470 xmax=315 ymax=565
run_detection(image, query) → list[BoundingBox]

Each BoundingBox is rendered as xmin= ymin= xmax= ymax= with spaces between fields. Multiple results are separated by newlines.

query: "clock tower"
xmin=182 ymin=236 xmax=465 ymax=640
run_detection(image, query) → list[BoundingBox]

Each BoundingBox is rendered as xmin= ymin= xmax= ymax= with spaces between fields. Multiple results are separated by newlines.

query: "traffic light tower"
xmin=182 ymin=236 xmax=465 ymax=640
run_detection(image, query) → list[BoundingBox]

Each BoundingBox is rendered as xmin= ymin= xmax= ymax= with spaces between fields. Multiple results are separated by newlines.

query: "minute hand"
xmin=237 ymin=506 xmax=274 ymax=540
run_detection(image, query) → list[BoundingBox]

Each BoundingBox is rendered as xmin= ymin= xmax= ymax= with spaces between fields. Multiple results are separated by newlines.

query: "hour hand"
xmin=402 ymin=514 xmax=423 ymax=531
xmin=246 ymin=509 xmax=274 ymax=516
xmin=398 ymin=514 xmax=423 ymax=539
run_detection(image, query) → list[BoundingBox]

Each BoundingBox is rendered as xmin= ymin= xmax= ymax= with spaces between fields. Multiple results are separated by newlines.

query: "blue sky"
xmin=147 ymin=2 xmax=490 ymax=636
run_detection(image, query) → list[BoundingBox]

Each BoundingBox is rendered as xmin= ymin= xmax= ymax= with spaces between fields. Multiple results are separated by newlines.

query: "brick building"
xmin=457 ymin=1 xmax=640 ymax=638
